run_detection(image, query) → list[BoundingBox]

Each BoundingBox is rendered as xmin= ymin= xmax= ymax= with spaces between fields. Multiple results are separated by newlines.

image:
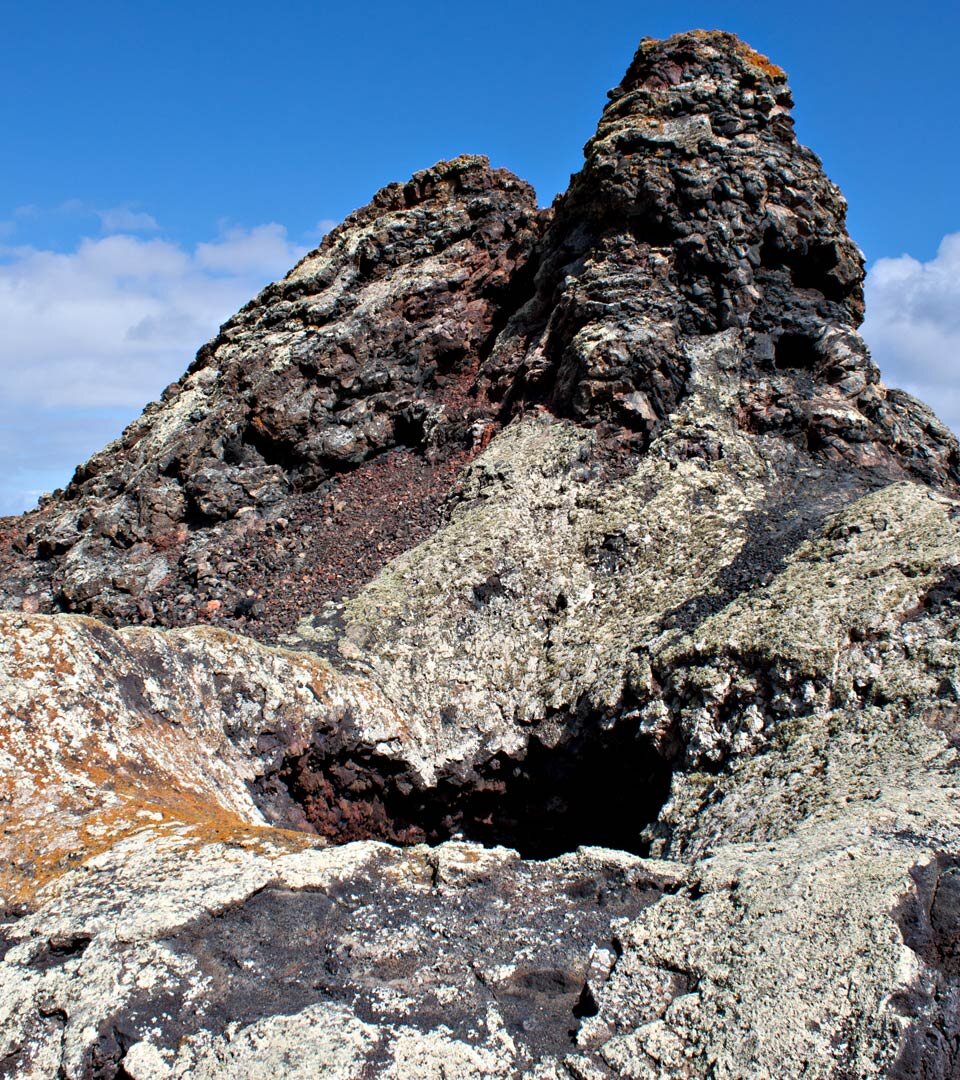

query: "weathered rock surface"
xmin=2 ymin=29 xmax=960 ymax=1079
xmin=0 ymin=155 xmax=541 ymax=638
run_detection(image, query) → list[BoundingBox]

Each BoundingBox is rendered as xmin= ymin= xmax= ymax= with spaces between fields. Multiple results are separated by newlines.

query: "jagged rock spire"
xmin=483 ymin=31 xmax=956 ymax=487
xmin=0 ymin=31 xmax=956 ymax=638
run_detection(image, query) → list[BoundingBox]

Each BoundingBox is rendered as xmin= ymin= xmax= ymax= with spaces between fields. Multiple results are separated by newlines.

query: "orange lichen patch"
xmin=3 ymin=709 xmax=252 ymax=831
xmin=0 ymin=651 xmax=327 ymax=910
xmin=2 ymin=617 xmax=82 ymax=681
xmin=453 ymin=847 xmax=483 ymax=864
xmin=1 ymin=613 xmax=395 ymax=912
xmin=733 ymin=41 xmax=786 ymax=82
xmin=685 ymin=31 xmax=786 ymax=81
xmin=1 ymin=776 xmax=318 ymax=911
xmin=53 ymin=655 xmax=76 ymax=677
xmin=621 ymin=31 xmax=788 ymax=98
xmin=5 ymin=636 xmax=40 ymax=682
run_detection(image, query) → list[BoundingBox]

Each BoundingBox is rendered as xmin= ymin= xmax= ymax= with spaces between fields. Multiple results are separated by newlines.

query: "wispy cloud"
xmin=862 ymin=233 xmax=960 ymax=432
xmin=0 ymin=225 xmax=309 ymax=410
xmin=98 ymin=206 xmax=160 ymax=233
xmin=2 ymin=200 xmax=158 ymax=241
xmin=196 ymin=223 xmax=302 ymax=274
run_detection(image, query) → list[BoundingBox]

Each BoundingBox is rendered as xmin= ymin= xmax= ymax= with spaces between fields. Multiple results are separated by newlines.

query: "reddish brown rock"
xmin=0 ymin=156 xmax=541 ymax=636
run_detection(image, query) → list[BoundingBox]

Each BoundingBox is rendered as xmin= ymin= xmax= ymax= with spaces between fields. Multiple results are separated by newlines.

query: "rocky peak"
xmin=483 ymin=32 xmax=956 ymax=489
xmin=616 ymin=30 xmax=788 ymax=91
xmin=0 ymin=31 xmax=956 ymax=641
xmin=4 ymin=32 xmax=960 ymax=1079
xmin=0 ymin=155 xmax=541 ymax=633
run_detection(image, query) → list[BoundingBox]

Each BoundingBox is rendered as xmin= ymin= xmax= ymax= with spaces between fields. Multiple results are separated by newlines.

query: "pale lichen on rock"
xmin=1 ymin=28 xmax=960 ymax=1080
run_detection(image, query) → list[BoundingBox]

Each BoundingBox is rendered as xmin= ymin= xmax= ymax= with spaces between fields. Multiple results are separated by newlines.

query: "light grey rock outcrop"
xmin=2 ymin=29 xmax=960 ymax=1080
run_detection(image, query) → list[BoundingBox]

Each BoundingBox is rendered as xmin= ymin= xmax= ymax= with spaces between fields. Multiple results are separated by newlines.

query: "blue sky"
xmin=1 ymin=1 xmax=958 ymax=514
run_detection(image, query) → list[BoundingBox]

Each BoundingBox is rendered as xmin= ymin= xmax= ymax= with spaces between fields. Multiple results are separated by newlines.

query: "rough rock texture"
xmin=0 ymin=33 xmax=955 ymax=642
xmin=2 ymin=29 xmax=960 ymax=1079
xmin=0 ymin=155 xmax=541 ymax=638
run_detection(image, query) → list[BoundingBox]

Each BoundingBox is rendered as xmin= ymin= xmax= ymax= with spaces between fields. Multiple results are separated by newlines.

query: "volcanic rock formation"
xmin=2 ymin=30 xmax=960 ymax=1079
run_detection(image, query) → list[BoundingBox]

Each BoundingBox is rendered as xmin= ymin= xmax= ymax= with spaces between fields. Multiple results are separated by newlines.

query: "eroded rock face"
xmin=0 ymin=155 xmax=541 ymax=636
xmin=0 ymin=834 xmax=682 ymax=1078
xmin=1 ymin=34 xmax=955 ymax=642
xmin=482 ymin=31 xmax=956 ymax=485
xmin=2 ymin=28 xmax=960 ymax=1080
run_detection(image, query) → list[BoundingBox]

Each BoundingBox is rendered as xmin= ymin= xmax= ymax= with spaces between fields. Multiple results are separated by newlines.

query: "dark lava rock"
xmin=0 ymin=34 xmax=955 ymax=643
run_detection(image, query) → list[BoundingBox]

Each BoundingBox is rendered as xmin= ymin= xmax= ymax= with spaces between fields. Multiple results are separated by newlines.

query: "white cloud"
xmin=862 ymin=233 xmax=960 ymax=432
xmin=98 ymin=206 xmax=160 ymax=233
xmin=0 ymin=225 xmax=309 ymax=410
xmin=196 ymin=223 xmax=302 ymax=274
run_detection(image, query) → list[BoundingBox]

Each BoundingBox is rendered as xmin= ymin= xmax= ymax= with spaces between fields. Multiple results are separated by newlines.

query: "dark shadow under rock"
xmin=79 ymin=850 xmax=673 ymax=1077
xmin=256 ymin=714 xmax=674 ymax=860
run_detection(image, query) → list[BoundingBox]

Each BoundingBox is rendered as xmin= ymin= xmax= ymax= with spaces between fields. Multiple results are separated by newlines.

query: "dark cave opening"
xmin=242 ymin=417 xmax=305 ymax=473
xmin=392 ymin=409 xmax=428 ymax=450
xmin=774 ymin=332 xmax=819 ymax=371
xmin=759 ymin=229 xmax=847 ymax=301
xmin=270 ymin=716 xmax=675 ymax=860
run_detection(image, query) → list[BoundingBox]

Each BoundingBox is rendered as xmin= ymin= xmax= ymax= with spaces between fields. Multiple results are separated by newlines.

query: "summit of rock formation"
xmin=0 ymin=32 xmax=954 ymax=641
xmin=2 ymin=30 xmax=960 ymax=1079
